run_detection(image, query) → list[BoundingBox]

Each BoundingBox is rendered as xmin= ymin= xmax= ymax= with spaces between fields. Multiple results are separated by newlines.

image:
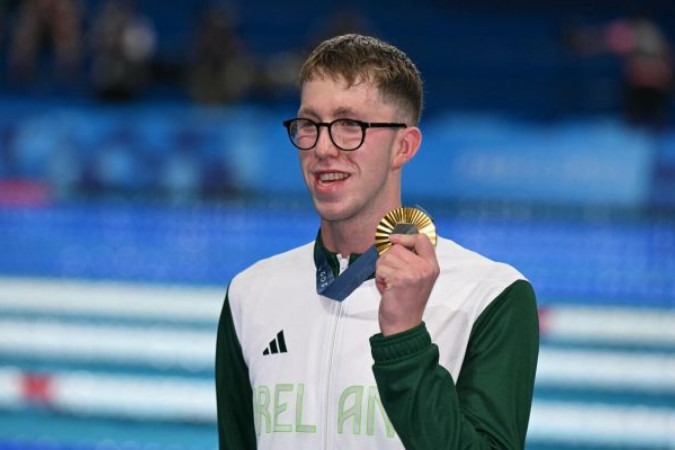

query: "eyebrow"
xmin=297 ymin=106 xmax=361 ymax=120
xmin=333 ymin=106 xmax=358 ymax=117
xmin=297 ymin=107 xmax=318 ymax=119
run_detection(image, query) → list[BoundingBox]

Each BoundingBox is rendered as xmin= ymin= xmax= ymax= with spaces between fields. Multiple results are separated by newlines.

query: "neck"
xmin=321 ymin=221 xmax=373 ymax=256
xmin=320 ymin=204 xmax=401 ymax=256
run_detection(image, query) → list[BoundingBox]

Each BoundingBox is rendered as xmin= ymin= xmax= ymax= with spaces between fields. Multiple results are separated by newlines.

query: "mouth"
xmin=315 ymin=171 xmax=350 ymax=187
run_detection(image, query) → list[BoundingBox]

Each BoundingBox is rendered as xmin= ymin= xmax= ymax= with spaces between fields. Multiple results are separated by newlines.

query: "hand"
xmin=375 ymin=233 xmax=440 ymax=336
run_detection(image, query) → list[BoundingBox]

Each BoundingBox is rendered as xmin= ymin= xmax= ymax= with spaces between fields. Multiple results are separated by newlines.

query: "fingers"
xmin=387 ymin=233 xmax=436 ymax=260
xmin=374 ymin=261 xmax=398 ymax=291
xmin=375 ymin=233 xmax=439 ymax=291
xmin=375 ymin=233 xmax=440 ymax=336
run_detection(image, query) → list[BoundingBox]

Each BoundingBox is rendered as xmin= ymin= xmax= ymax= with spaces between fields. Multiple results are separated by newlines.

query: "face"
xmin=297 ymin=76 xmax=410 ymax=227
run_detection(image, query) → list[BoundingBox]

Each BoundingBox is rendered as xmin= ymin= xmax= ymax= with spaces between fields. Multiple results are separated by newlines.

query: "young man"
xmin=216 ymin=34 xmax=539 ymax=449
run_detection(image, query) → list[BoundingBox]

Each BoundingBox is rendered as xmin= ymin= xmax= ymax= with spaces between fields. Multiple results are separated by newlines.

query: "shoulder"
xmin=228 ymin=241 xmax=315 ymax=295
xmin=435 ymin=236 xmax=525 ymax=283
xmin=431 ymin=236 xmax=530 ymax=312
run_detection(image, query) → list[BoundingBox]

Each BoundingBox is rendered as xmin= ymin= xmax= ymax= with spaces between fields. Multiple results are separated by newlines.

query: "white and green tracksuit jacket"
xmin=216 ymin=235 xmax=539 ymax=449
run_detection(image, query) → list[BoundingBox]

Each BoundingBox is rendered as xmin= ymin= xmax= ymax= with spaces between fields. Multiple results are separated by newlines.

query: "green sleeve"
xmin=215 ymin=289 xmax=257 ymax=450
xmin=370 ymin=280 xmax=539 ymax=449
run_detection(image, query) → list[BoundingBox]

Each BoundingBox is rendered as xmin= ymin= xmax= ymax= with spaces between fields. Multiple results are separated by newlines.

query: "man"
xmin=216 ymin=33 xmax=539 ymax=449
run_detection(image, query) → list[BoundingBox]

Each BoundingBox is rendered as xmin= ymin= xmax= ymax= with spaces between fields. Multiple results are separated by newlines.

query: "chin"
xmin=313 ymin=201 xmax=353 ymax=223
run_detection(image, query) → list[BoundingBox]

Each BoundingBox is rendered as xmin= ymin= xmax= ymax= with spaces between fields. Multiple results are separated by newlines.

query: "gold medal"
xmin=374 ymin=207 xmax=437 ymax=255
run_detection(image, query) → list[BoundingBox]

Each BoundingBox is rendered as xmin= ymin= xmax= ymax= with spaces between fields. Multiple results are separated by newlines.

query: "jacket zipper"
xmin=322 ymin=257 xmax=349 ymax=449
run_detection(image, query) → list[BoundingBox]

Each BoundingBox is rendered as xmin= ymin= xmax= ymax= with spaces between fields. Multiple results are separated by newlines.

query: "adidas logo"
xmin=263 ymin=330 xmax=287 ymax=355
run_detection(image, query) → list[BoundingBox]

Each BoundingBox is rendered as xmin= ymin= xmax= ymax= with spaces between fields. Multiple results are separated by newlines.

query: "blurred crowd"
xmin=2 ymin=0 xmax=153 ymax=100
xmin=0 ymin=1 xmax=674 ymax=206
xmin=565 ymin=11 xmax=674 ymax=128
xmin=0 ymin=0 xmax=373 ymax=104
xmin=1 ymin=1 xmax=673 ymax=127
xmin=0 ymin=0 xmax=381 ymax=204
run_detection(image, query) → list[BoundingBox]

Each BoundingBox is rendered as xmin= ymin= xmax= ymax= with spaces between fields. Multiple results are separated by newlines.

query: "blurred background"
xmin=0 ymin=0 xmax=674 ymax=449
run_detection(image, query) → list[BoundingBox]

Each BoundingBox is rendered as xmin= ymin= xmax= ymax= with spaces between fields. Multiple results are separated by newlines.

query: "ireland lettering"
xmin=253 ymin=383 xmax=395 ymax=438
xmin=254 ymin=383 xmax=316 ymax=434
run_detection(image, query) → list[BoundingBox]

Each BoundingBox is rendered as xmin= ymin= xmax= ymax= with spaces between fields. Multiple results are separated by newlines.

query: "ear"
xmin=391 ymin=126 xmax=422 ymax=170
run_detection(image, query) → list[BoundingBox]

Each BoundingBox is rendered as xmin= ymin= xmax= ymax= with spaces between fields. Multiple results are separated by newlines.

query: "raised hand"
xmin=375 ymin=233 xmax=440 ymax=336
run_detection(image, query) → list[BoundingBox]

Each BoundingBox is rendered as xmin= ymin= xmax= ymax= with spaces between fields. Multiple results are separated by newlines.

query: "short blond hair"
xmin=299 ymin=34 xmax=424 ymax=125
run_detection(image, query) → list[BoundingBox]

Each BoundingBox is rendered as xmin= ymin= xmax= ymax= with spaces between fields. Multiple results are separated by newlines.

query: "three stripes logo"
xmin=263 ymin=330 xmax=287 ymax=355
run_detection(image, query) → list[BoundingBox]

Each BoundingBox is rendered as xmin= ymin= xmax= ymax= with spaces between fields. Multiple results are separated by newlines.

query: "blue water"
xmin=1 ymin=201 xmax=673 ymax=307
xmin=0 ymin=411 xmax=216 ymax=450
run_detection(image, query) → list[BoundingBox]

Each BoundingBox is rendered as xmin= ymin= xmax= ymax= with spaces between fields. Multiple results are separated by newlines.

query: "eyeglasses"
xmin=282 ymin=118 xmax=407 ymax=151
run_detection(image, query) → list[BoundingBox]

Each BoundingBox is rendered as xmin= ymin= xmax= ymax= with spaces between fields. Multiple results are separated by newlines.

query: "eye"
xmin=334 ymin=119 xmax=361 ymax=129
xmin=295 ymin=119 xmax=316 ymax=134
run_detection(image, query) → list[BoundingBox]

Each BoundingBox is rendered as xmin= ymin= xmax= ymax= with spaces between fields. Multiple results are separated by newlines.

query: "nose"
xmin=314 ymin=125 xmax=340 ymax=159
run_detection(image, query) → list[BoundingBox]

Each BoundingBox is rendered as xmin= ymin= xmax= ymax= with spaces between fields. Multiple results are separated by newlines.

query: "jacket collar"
xmin=313 ymin=230 xmax=368 ymax=278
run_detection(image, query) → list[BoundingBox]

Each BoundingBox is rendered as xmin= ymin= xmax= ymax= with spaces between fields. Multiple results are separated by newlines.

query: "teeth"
xmin=318 ymin=172 xmax=349 ymax=182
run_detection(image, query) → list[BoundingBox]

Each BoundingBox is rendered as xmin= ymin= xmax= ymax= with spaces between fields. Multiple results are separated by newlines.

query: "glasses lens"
xmin=330 ymin=119 xmax=364 ymax=151
xmin=289 ymin=119 xmax=317 ymax=150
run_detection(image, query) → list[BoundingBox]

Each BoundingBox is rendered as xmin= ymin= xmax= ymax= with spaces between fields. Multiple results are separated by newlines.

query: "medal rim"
xmin=374 ymin=207 xmax=437 ymax=255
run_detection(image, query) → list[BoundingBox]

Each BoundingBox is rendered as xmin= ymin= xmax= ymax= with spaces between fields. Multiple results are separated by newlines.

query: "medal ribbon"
xmin=316 ymin=246 xmax=380 ymax=301
xmin=315 ymin=206 xmax=435 ymax=302
xmin=315 ymin=222 xmax=420 ymax=301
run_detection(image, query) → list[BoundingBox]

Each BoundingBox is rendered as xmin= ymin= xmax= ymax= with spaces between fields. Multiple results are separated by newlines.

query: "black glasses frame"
xmin=282 ymin=118 xmax=407 ymax=151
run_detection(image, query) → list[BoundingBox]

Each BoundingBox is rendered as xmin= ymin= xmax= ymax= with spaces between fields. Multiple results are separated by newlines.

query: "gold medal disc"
xmin=374 ymin=207 xmax=437 ymax=255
